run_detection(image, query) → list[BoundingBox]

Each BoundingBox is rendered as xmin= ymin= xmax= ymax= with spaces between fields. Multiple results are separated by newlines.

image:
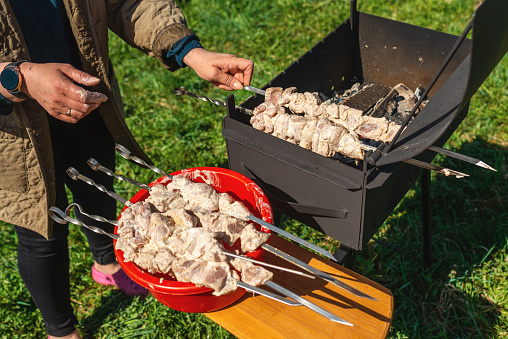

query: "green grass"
xmin=1 ymin=0 xmax=507 ymax=337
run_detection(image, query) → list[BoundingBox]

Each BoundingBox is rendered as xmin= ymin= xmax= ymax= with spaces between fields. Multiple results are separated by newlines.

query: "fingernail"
xmin=233 ymin=82 xmax=243 ymax=90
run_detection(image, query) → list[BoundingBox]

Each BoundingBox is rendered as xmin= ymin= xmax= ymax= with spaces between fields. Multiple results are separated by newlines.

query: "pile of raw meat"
xmin=115 ymin=175 xmax=272 ymax=296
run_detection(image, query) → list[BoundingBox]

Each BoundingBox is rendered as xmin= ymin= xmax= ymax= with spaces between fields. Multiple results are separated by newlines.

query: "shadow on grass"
xmin=79 ymin=291 xmax=136 ymax=338
xmin=356 ymin=137 xmax=507 ymax=337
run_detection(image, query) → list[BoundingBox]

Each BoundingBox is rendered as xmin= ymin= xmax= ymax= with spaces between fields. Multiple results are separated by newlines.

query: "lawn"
xmin=0 ymin=0 xmax=506 ymax=338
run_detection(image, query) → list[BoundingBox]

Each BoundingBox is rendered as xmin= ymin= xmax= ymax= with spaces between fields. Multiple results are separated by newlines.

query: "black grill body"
xmin=222 ymin=0 xmax=508 ymax=251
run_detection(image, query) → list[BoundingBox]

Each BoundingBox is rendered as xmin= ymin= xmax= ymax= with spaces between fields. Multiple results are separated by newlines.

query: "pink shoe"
xmin=92 ymin=265 xmax=149 ymax=298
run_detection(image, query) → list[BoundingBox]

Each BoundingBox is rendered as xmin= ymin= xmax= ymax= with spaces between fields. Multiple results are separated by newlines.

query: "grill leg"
xmin=421 ymin=169 xmax=432 ymax=268
xmin=333 ymin=244 xmax=357 ymax=269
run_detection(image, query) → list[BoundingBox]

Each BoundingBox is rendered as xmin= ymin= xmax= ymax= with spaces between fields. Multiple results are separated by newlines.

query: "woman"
xmin=0 ymin=0 xmax=254 ymax=338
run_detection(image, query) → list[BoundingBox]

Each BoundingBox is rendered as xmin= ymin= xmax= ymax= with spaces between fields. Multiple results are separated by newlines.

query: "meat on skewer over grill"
xmin=250 ymin=85 xmax=425 ymax=160
xmin=115 ymin=174 xmax=272 ymax=296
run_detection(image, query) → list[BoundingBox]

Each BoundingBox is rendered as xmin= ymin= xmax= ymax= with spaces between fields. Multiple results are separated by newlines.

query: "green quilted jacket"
xmin=0 ymin=0 xmax=194 ymax=238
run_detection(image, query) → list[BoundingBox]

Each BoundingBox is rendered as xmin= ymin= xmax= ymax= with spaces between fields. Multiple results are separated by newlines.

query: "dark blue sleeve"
xmin=0 ymin=93 xmax=14 ymax=116
xmin=165 ymin=35 xmax=204 ymax=68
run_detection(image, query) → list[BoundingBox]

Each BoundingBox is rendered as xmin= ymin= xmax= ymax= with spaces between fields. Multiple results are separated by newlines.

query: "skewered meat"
xmin=115 ymin=175 xmax=272 ymax=296
xmin=260 ymin=85 xmax=422 ymax=144
xmin=145 ymin=183 xmax=186 ymax=211
xmin=230 ymin=257 xmax=273 ymax=286
xmin=251 ymin=85 xmax=425 ymax=160
xmin=218 ymin=192 xmax=251 ymax=220
xmin=191 ymin=207 xmax=251 ymax=247
xmin=172 ymin=259 xmax=240 ymax=295
xmin=251 ymin=103 xmax=365 ymax=159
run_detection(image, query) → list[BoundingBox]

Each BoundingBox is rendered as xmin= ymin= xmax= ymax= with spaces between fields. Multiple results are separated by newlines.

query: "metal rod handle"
xmin=88 ymin=158 xmax=152 ymax=191
xmin=66 ymin=167 xmax=132 ymax=206
xmin=48 ymin=206 xmax=119 ymax=239
xmin=65 ymin=203 xmax=119 ymax=226
xmin=175 ymin=87 xmax=254 ymax=115
xmin=115 ymin=145 xmax=173 ymax=180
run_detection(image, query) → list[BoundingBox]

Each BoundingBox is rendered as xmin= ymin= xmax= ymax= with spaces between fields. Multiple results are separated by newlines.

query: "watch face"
xmin=0 ymin=68 xmax=20 ymax=91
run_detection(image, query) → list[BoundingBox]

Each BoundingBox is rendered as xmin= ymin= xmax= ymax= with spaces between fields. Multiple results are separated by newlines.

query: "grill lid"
xmin=376 ymin=0 xmax=508 ymax=166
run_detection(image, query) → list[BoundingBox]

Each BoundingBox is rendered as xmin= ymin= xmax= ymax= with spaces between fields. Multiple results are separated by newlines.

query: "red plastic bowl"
xmin=114 ymin=167 xmax=273 ymax=312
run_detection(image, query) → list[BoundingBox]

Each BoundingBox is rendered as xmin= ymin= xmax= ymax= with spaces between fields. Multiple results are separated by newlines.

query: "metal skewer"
xmin=87 ymin=159 xmax=376 ymax=300
xmin=427 ymin=145 xmax=496 ymax=172
xmin=88 ymin=159 xmax=151 ymax=191
xmin=262 ymin=244 xmax=377 ymax=301
xmin=264 ymin=280 xmax=353 ymax=326
xmin=176 ymin=87 xmax=474 ymax=177
xmin=66 ymin=167 xmax=132 ymax=206
xmin=243 ymin=85 xmax=494 ymax=173
xmin=49 ymin=206 xmax=119 ymax=239
xmin=65 ymin=202 xmax=119 ymax=226
xmin=236 ymin=281 xmax=301 ymax=306
xmin=224 ymin=252 xmax=314 ymax=279
xmin=49 ymin=206 xmax=302 ymax=307
xmin=175 ymin=87 xmax=254 ymax=115
xmin=65 ymin=171 xmax=314 ymax=279
xmin=360 ymin=144 xmax=469 ymax=178
xmin=113 ymin=145 xmax=337 ymax=262
xmin=402 ymin=158 xmax=468 ymax=178
xmin=243 ymin=85 xmax=266 ymax=96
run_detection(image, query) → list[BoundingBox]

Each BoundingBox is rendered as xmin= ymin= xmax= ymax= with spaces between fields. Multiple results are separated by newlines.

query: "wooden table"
xmin=204 ymin=235 xmax=393 ymax=339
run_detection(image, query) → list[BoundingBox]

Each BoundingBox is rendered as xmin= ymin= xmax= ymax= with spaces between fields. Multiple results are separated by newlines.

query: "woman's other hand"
xmin=182 ymin=49 xmax=254 ymax=91
xmin=19 ymin=62 xmax=108 ymax=123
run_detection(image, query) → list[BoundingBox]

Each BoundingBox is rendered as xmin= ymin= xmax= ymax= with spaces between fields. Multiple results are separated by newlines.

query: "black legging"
xmin=15 ymin=110 xmax=118 ymax=336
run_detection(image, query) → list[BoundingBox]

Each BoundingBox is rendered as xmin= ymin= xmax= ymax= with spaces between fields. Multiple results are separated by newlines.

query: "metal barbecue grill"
xmin=220 ymin=0 xmax=508 ymax=266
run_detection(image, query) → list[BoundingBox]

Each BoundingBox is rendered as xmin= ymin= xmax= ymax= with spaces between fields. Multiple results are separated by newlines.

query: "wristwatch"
xmin=1 ymin=60 xmax=29 ymax=99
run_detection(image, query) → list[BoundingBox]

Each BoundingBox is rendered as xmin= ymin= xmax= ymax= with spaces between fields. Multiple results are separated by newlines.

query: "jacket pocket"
xmin=0 ymin=124 xmax=29 ymax=194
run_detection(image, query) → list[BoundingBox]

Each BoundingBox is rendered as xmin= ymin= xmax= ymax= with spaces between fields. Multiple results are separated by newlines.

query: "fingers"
xmin=60 ymin=64 xmax=108 ymax=103
xmin=61 ymin=65 xmax=101 ymax=87
xmin=232 ymin=57 xmax=254 ymax=86
xmin=72 ymin=87 xmax=108 ymax=104
xmin=211 ymin=57 xmax=255 ymax=91
xmin=184 ymin=49 xmax=255 ymax=90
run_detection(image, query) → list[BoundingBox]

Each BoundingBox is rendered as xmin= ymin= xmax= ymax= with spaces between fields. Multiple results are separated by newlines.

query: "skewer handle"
xmin=66 ymin=167 xmax=133 ymax=206
xmin=175 ymin=87 xmax=253 ymax=115
xmin=175 ymin=87 xmax=227 ymax=106
xmin=115 ymin=145 xmax=173 ymax=180
xmin=49 ymin=207 xmax=119 ymax=239
xmin=88 ymin=158 xmax=152 ymax=191
xmin=65 ymin=203 xmax=119 ymax=226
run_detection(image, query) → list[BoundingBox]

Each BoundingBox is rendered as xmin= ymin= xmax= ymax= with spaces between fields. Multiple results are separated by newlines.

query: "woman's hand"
xmin=19 ymin=62 xmax=108 ymax=123
xmin=182 ymin=48 xmax=254 ymax=91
